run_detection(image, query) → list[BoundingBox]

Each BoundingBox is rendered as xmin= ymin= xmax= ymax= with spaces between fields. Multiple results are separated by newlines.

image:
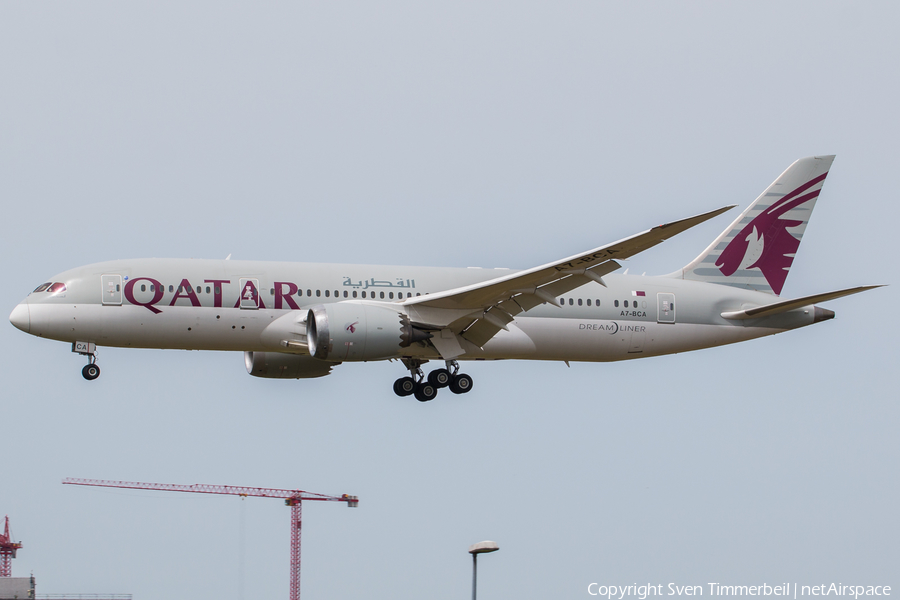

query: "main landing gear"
xmin=393 ymin=359 xmax=473 ymax=402
xmin=73 ymin=342 xmax=100 ymax=381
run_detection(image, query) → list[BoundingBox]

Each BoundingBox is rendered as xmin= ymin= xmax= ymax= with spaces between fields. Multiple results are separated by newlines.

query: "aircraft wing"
xmin=402 ymin=205 xmax=735 ymax=349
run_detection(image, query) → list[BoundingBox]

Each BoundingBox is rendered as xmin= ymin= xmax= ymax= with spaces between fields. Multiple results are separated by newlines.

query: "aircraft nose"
xmin=9 ymin=302 xmax=30 ymax=333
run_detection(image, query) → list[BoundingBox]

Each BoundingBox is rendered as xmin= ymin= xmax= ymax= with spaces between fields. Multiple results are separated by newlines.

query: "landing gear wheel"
xmin=414 ymin=382 xmax=438 ymax=402
xmin=393 ymin=377 xmax=416 ymax=397
xmin=448 ymin=373 xmax=473 ymax=394
xmin=82 ymin=364 xmax=100 ymax=381
xmin=428 ymin=368 xmax=452 ymax=388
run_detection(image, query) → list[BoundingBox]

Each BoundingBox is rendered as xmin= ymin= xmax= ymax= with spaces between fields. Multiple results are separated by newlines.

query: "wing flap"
xmin=461 ymin=319 xmax=504 ymax=347
xmin=458 ymin=265 xmax=628 ymax=347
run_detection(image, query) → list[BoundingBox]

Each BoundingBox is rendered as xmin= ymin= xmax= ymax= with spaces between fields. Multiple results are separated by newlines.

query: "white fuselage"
xmin=12 ymin=258 xmax=817 ymax=364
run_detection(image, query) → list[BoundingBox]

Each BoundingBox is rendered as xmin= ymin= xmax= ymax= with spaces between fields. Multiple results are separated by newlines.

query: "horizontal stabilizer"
xmin=720 ymin=285 xmax=884 ymax=320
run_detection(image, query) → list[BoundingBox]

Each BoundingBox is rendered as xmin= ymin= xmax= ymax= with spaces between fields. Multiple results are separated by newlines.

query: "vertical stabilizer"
xmin=675 ymin=155 xmax=834 ymax=295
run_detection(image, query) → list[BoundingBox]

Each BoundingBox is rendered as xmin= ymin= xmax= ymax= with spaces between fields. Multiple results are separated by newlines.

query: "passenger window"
xmin=141 ymin=285 xmax=147 ymax=292
xmin=586 ymin=299 xmax=591 ymax=306
xmin=197 ymin=286 xmax=202 ymax=294
xmin=380 ymin=291 xmax=385 ymax=299
xmin=307 ymin=289 xmax=312 ymax=296
xmin=151 ymin=285 xmax=156 ymax=292
xmin=325 ymin=290 xmax=330 ymax=297
xmin=568 ymin=298 xmax=573 ymax=305
xmin=614 ymin=300 xmax=619 ymax=307
xmin=407 ymin=292 xmax=412 ymax=298
xmin=362 ymin=291 xmax=367 ymax=298
xmin=578 ymin=298 xmax=583 ymax=306
xmin=169 ymin=285 xmax=174 ymax=292
xmin=625 ymin=300 xmax=629 ymax=308
xmin=352 ymin=291 xmax=357 ymax=298
xmin=270 ymin=288 xmax=275 ymax=295
xmin=316 ymin=290 xmax=321 ymax=297
xmin=596 ymin=299 xmax=600 ymax=306
xmin=389 ymin=292 xmax=394 ymax=299
xmin=216 ymin=287 xmax=221 ymax=294
xmin=560 ymin=298 xmax=564 ymax=304
xmin=344 ymin=291 xmax=348 ymax=298
xmin=416 ymin=293 xmax=421 ymax=296
xmin=206 ymin=286 xmax=211 ymax=294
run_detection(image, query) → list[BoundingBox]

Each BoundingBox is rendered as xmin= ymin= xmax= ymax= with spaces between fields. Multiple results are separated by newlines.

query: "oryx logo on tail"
xmin=716 ymin=173 xmax=827 ymax=295
xmin=677 ymin=155 xmax=835 ymax=296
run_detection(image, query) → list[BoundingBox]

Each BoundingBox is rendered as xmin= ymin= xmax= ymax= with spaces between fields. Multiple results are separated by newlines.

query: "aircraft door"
xmin=657 ymin=293 xmax=676 ymax=323
xmin=101 ymin=274 xmax=122 ymax=305
xmin=239 ymin=278 xmax=261 ymax=309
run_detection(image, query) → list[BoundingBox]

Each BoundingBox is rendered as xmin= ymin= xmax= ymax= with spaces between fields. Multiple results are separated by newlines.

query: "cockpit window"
xmin=31 ymin=282 xmax=68 ymax=295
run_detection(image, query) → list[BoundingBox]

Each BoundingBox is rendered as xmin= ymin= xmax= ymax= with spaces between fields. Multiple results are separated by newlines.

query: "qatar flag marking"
xmin=631 ymin=291 xmax=646 ymax=297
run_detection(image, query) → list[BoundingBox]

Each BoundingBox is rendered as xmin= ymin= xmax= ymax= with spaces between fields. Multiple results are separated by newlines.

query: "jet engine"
xmin=306 ymin=302 xmax=432 ymax=362
xmin=244 ymin=351 xmax=338 ymax=379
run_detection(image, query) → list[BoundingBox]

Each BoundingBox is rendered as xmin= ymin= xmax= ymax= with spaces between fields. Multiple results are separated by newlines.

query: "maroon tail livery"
xmin=677 ymin=155 xmax=835 ymax=296
xmin=716 ymin=172 xmax=828 ymax=295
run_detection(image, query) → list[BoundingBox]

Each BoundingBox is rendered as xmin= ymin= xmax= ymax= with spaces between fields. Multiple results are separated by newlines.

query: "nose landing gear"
xmin=393 ymin=359 xmax=473 ymax=401
xmin=82 ymin=362 xmax=100 ymax=381
xmin=73 ymin=342 xmax=100 ymax=380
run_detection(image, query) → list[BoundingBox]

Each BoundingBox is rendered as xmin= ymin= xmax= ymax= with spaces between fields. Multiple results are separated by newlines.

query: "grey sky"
xmin=1 ymin=2 xmax=897 ymax=599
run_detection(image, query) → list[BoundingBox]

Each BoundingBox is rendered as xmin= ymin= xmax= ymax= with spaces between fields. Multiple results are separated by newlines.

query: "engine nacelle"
xmin=244 ymin=351 xmax=338 ymax=379
xmin=306 ymin=302 xmax=431 ymax=362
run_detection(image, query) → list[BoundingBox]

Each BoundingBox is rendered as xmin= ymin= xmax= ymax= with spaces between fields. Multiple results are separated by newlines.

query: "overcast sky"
xmin=1 ymin=2 xmax=897 ymax=599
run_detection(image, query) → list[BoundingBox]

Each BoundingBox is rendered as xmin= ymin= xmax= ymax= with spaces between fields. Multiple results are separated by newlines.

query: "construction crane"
xmin=62 ymin=478 xmax=358 ymax=600
xmin=0 ymin=516 xmax=23 ymax=577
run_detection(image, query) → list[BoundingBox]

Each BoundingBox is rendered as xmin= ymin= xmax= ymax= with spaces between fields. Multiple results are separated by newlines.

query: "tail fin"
xmin=676 ymin=155 xmax=835 ymax=296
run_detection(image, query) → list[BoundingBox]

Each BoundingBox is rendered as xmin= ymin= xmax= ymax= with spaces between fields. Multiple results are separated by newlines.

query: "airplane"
xmin=9 ymin=155 xmax=882 ymax=402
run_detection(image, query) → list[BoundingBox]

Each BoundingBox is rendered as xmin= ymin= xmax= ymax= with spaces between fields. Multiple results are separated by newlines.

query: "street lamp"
xmin=468 ymin=540 xmax=499 ymax=600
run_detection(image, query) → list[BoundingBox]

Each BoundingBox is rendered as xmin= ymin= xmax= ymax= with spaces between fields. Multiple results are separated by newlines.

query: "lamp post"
xmin=468 ymin=541 xmax=499 ymax=600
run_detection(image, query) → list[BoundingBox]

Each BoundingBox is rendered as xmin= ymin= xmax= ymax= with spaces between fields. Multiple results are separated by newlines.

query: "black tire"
xmin=82 ymin=364 xmax=100 ymax=381
xmin=414 ymin=382 xmax=437 ymax=402
xmin=427 ymin=368 xmax=452 ymax=388
xmin=393 ymin=377 xmax=416 ymax=397
xmin=448 ymin=373 xmax=473 ymax=394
